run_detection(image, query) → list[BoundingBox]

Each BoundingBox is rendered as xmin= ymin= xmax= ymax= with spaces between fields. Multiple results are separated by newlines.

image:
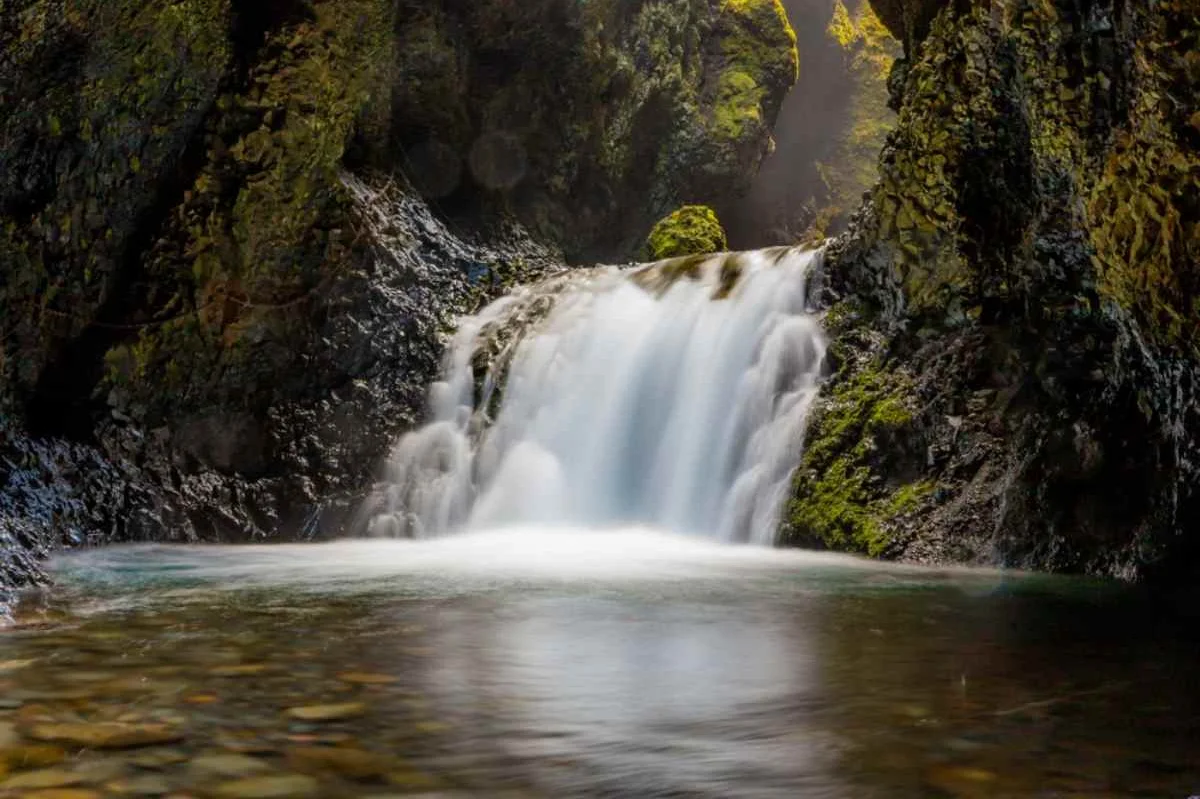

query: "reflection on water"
xmin=1 ymin=529 xmax=1198 ymax=797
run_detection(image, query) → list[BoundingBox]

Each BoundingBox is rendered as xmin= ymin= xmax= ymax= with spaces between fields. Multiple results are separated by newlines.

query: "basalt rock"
xmin=789 ymin=0 xmax=1200 ymax=583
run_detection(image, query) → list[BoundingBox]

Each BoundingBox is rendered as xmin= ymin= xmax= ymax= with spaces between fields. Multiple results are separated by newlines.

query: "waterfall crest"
xmin=367 ymin=247 xmax=827 ymax=544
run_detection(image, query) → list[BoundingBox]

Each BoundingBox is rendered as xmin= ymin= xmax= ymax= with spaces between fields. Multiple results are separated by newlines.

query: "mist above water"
xmin=365 ymin=248 xmax=827 ymax=544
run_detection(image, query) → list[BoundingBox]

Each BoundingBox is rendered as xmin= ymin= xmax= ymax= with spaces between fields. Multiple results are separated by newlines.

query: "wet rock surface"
xmin=1 ymin=175 xmax=560 ymax=609
xmin=786 ymin=0 xmax=1200 ymax=582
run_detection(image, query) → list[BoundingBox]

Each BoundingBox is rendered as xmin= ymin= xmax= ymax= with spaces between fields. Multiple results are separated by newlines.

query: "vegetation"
xmin=644 ymin=206 xmax=729 ymax=261
xmin=783 ymin=328 xmax=929 ymax=556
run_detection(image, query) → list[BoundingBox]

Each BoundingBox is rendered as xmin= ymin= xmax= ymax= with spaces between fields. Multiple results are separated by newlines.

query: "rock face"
xmin=786 ymin=0 xmax=1199 ymax=582
xmin=0 ymin=0 xmax=799 ymax=602
xmin=389 ymin=0 xmax=798 ymax=262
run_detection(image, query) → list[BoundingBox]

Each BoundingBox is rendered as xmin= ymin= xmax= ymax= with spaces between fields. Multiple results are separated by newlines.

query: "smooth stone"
xmin=184 ymin=694 xmax=220 ymax=705
xmin=924 ymin=765 xmax=999 ymax=798
xmin=0 ymin=659 xmax=37 ymax=673
xmin=215 ymin=735 xmax=277 ymax=755
xmin=286 ymin=747 xmax=392 ymax=780
xmin=129 ymin=749 xmax=190 ymax=769
xmin=385 ymin=770 xmax=446 ymax=791
xmin=285 ymin=704 xmax=366 ymax=722
xmin=0 ymin=721 xmax=18 ymax=747
xmin=209 ymin=665 xmax=271 ymax=677
xmin=213 ymin=774 xmax=320 ymax=799
xmin=72 ymin=760 xmax=127 ymax=782
xmin=0 ymin=744 xmax=69 ymax=769
xmin=26 ymin=722 xmax=185 ymax=749
xmin=105 ymin=774 xmax=173 ymax=796
xmin=0 ymin=768 xmax=85 ymax=789
xmin=56 ymin=671 xmax=117 ymax=684
xmin=336 ymin=673 xmax=397 ymax=685
xmin=0 ymin=699 xmax=22 ymax=710
xmin=191 ymin=754 xmax=273 ymax=779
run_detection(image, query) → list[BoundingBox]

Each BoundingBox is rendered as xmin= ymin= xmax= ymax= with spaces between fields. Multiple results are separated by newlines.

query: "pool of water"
xmin=2 ymin=529 xmax=1197 ymax=797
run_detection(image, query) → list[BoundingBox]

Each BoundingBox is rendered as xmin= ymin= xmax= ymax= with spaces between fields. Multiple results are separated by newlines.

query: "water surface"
xmin=2 ymin=530 xmax=1197 ymax=797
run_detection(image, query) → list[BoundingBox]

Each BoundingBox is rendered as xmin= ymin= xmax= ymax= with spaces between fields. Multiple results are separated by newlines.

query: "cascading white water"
xmin=367 ymin=247 xmax=827 ymax=544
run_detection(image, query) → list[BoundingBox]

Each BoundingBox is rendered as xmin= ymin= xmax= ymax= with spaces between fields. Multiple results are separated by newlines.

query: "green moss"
xmin=711 ymin=0 xmax=798 ymax=142
xmin=644 ymin=205 xmax=728 ymax=261
xmin=101 ymin=0 xmax=395 ymax=410
xmin=784 ymin=348 xmax=926 ymax=556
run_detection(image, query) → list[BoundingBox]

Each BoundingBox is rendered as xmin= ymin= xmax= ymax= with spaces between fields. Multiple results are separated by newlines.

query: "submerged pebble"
xmin=213 ymin=774 xmax=321 ymax=799
xmin=285 ymin=704 xmax=366 ymax=722
xmin=25 ymin=722 xmax=185 ymax=749
xmin=190 ymin=753 xmax=273 ymax=779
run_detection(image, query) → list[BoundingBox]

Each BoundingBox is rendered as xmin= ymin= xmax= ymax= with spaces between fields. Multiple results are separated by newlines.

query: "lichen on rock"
xmin=644 ymin=205 xmax=729 ymax=261
xmin=782 ymin=303 xmax=928 ymax=556
xmin=799 ymin=0 xmax=1200 ymax=582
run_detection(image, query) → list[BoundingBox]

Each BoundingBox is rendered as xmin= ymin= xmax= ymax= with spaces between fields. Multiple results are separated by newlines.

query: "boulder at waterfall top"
xmin=0 ymin=0 xmax=799 ymax=600
xmin=787 ymin=0 xmax=1200 ymax=583
xmin=645 ymin=206 xmax=730 ymax=261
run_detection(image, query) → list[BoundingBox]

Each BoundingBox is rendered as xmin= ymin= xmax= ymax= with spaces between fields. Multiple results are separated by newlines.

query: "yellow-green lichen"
xmin=644 ymin=205 xmax=729 ymax=261
xmin=1087 ymin=0 xmax=1199 ymax=354
xmin=711 ymin=0 xmax=798 ymax=141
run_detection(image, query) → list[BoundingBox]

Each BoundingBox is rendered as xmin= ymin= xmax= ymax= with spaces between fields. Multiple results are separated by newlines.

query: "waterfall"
xmin=366 ymin=247 xmax=827 ymax=544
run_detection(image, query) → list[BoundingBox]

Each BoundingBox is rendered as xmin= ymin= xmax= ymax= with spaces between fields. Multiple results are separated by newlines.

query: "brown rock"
xmin=212 ymin=774 xmax=320 ymax=798
xmin=0 ymin=767 xmax=85 ymax=790
xmin=284 ymin=703 xmax=366 ymax=722
xmin=25 ymin=722 xmax=184 ymax=749
xmin=335 ymin=672 xmax=397 ymax=685
xmin=0 ymin=744 xmax=69 ymax=769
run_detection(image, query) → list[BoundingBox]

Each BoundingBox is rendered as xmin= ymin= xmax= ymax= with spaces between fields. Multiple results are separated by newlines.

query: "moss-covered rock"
xmin=644 ymin=205 xmax=729 ymax=260
xmin=800 ymin=0 xmax=1200 ymax=582
xmin=782 ymin=304 xmax=929 ymax=555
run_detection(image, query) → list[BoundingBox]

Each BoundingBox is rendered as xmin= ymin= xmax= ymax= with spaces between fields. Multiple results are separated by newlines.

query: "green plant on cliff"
xmin=784 ymin=320 xmax=929 ymax=556
xmin=644 ymin=206 xmax=729 ymax=261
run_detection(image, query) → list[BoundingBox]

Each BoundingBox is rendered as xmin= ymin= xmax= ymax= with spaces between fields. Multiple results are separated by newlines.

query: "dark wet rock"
xmin=790 ymin=0 xmax=1200 ymax=582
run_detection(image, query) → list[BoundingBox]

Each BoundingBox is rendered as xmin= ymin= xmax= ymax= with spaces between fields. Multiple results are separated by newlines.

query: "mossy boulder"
xmin=644 ymin=206 xmax=729 ymax=261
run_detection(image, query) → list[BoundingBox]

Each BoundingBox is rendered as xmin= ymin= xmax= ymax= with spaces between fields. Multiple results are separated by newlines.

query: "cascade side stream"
xmin=365 ymin=247 xmax=827 ymax=542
